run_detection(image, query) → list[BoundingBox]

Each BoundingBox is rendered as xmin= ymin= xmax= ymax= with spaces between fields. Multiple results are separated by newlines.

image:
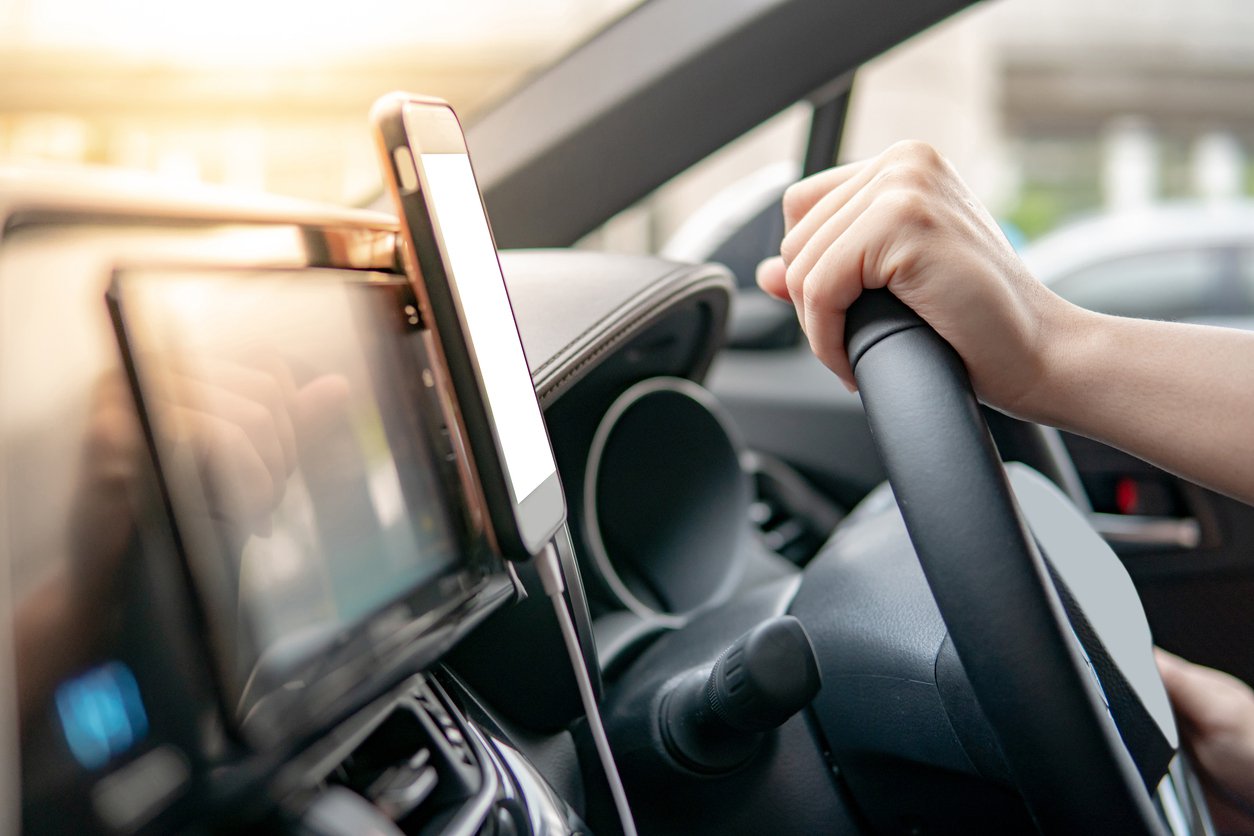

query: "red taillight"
xmin=1115 ymin=477 xmax=1140 ymax=515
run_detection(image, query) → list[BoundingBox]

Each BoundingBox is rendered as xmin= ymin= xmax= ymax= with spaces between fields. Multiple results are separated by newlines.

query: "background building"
xmin=849 ymin=0 xmax=1254 ymax=238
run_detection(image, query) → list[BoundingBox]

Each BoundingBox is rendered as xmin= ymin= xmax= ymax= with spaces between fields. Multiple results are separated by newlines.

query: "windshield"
xmin=0 ymin=0 xmax=639 ymax=204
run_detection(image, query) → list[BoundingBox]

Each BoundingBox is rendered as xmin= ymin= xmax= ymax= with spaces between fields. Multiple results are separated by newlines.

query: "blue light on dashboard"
xmin=54 ymin=662 xmax=149 ymax=770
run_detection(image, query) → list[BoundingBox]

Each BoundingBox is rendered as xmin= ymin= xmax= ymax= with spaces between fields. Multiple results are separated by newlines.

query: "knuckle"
xmin=874 ymin=158 xmax=929 ymax=193
xmin=887 ymin=139 xmax=944 ymax=169
xmin=874 ymin=141 xmax=946 ymax=194
xmin=801 ymin=277 xmax=829 ymax=313
xmin=782 ymin=261 xmax=812 ymax=304
xmin=784 ymin=260 xmax=807 ymax=299
xmin=879 ymin=187 xmax=934 ymax=229
xmin=781 ymin=179 xmax=817 ymax=225
xmin=873 ymin=163 xmax=916 ymax=192
xmin=779 ymin=231 xmax=804 ymax=265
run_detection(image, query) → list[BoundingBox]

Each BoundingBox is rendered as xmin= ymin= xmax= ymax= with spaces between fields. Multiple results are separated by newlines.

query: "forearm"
xmin=1027 ymin=305 xmax=1254 ymax=506
xmin=758 ymin=142 xmax=1254 ymax=505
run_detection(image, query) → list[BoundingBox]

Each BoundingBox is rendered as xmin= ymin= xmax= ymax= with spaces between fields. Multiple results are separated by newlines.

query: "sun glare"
xmin=0 ymin=0 xmax=636 ymax=203
xmin=7 ymin=0 xmax=616 ymax=66
xmin=5 ymin=0 xmax=1243 ymax=222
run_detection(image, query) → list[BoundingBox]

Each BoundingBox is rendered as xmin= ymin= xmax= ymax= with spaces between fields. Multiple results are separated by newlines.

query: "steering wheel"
xmin=842 ymin=290 xmax=1166 ymax=833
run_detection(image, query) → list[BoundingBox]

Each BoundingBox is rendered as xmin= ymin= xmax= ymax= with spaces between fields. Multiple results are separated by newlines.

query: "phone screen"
xmin=407 ymin=108 xmax=558 ymax=505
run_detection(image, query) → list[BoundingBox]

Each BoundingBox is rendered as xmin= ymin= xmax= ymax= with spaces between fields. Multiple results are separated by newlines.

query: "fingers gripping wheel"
xmin=844 ymin=290 xmax=1164 ymax=834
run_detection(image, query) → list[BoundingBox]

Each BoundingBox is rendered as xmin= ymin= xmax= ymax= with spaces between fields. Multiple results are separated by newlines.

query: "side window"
xmin=574 ymin=102 xmax=819 ymax=349
xmin=575 ymin=104 xmax=811 ymax=260
xmin=1050 ymin=249 xmax=1226 ymax=321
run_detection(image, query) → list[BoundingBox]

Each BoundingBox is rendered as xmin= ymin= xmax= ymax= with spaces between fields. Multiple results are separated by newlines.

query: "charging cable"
xmin=535 ymin=542 xmax=638 ymax=836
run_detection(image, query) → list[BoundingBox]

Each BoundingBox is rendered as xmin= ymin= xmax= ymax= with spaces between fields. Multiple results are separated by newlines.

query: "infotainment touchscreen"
xmin=108 ymin=266 xmax=504 ymax=745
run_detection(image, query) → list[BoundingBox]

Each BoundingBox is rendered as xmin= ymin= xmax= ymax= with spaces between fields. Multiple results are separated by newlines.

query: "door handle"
xmin=1089 ymin=513 xmax=1201 ymax=551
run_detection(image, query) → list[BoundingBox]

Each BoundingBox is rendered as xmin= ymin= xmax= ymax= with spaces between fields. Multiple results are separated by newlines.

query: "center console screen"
xmin=108 ymin=267 xmax=499 ymax=745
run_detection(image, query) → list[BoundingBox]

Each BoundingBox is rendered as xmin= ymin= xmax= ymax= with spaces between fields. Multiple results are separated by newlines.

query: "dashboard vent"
xmin=333 ymin=682 xmax=482 ymax=831
xmin=746 ymin=451 xmax=845 ymax=564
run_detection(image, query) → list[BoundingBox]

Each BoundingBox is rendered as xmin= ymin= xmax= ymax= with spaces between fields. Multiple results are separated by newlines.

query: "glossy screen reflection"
xmin=418 ymin=151 xmax=556 ymax=503
xmin=112 ymin=269 xmax=461 ymax=718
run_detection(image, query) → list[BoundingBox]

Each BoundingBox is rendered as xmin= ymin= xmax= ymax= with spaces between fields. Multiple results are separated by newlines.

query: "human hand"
xmin=1156 ymin=649 xmax=1254 ymax=833
xmin=160 ymin=355 xmax=349 ymax=537
xmin=756 ymin=140 xmax=1073 ymax=417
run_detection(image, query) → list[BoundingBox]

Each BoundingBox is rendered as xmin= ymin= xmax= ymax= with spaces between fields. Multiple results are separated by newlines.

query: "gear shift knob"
xmin=706 ymin=615 xmax=821 ymax=732
xmin=661 ymin=616 xmax=821 ymax=772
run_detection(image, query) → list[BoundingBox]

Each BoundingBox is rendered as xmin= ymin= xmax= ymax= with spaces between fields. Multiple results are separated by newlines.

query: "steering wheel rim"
xmin=844 ymin=290 xmax=1164 ymax=834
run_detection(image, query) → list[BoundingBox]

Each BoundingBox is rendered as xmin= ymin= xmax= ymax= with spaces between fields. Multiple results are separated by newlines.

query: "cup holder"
xmin=583 ymin=377 xmax=751 ymax=626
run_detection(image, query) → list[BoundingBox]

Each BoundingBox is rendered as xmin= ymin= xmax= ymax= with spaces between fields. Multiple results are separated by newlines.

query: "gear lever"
xmin=660 ymin=616 xmax=821 ymax=773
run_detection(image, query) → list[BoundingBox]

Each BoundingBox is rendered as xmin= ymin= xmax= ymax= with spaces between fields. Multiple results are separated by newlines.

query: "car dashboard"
xmin=0 ymin=170 xmax=754 ymax=835
xmin=0 ymin=167 xmax=1220 ymax=836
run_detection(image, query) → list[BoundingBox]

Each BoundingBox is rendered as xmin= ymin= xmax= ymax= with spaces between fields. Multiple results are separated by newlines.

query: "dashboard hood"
xmin=501 ymin=250 xmax=733 ymax=405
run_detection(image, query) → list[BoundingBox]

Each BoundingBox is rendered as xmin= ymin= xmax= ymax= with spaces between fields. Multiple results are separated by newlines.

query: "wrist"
xmin=1023 ymin=299 xmax=1107 ymax=431
xmin=998 ymin=291 xmax=1097 ymax=426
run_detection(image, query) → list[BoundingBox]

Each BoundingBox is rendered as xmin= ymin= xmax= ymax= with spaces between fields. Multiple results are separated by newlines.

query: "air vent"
xmin=333 ymin=682 xmax=482 ymax=831
xmin=746 ymin=452 xmax=844 ymax=565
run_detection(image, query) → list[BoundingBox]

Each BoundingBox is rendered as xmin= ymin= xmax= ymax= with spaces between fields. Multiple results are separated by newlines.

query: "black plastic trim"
xmin=470 ymin=0 xmax=977 ymax=248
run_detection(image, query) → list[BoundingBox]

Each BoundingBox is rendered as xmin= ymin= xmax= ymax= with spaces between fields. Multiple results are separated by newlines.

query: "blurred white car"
xmin=1020 ymin=201 xmax=1254 ymax=325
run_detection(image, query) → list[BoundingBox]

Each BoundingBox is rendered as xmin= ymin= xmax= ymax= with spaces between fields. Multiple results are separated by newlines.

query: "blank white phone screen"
xmin=420 ymin=152 xmax=556 ymax=502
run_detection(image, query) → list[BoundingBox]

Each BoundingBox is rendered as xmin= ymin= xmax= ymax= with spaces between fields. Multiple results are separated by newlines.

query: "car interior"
xmin=3 ymin=0 xmax=1251 ymax=834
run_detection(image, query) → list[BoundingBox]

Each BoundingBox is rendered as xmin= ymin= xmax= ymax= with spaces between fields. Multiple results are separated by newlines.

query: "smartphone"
xmin=372 ymin=93 xmax=565 ymax=559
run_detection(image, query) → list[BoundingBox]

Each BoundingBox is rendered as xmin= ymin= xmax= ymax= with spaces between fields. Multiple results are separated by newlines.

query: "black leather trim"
xmin=500 ymin=250 xmax=734 ymax=407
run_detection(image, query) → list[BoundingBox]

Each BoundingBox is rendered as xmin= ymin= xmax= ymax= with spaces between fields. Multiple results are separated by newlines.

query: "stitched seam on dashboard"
xmin=537 ymin=276 xmax=728 ymax=403
xmin=538 ymin=283 xmax=694 ymax=398
xmin=531 ymin=263 xmax=706 ymax=376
